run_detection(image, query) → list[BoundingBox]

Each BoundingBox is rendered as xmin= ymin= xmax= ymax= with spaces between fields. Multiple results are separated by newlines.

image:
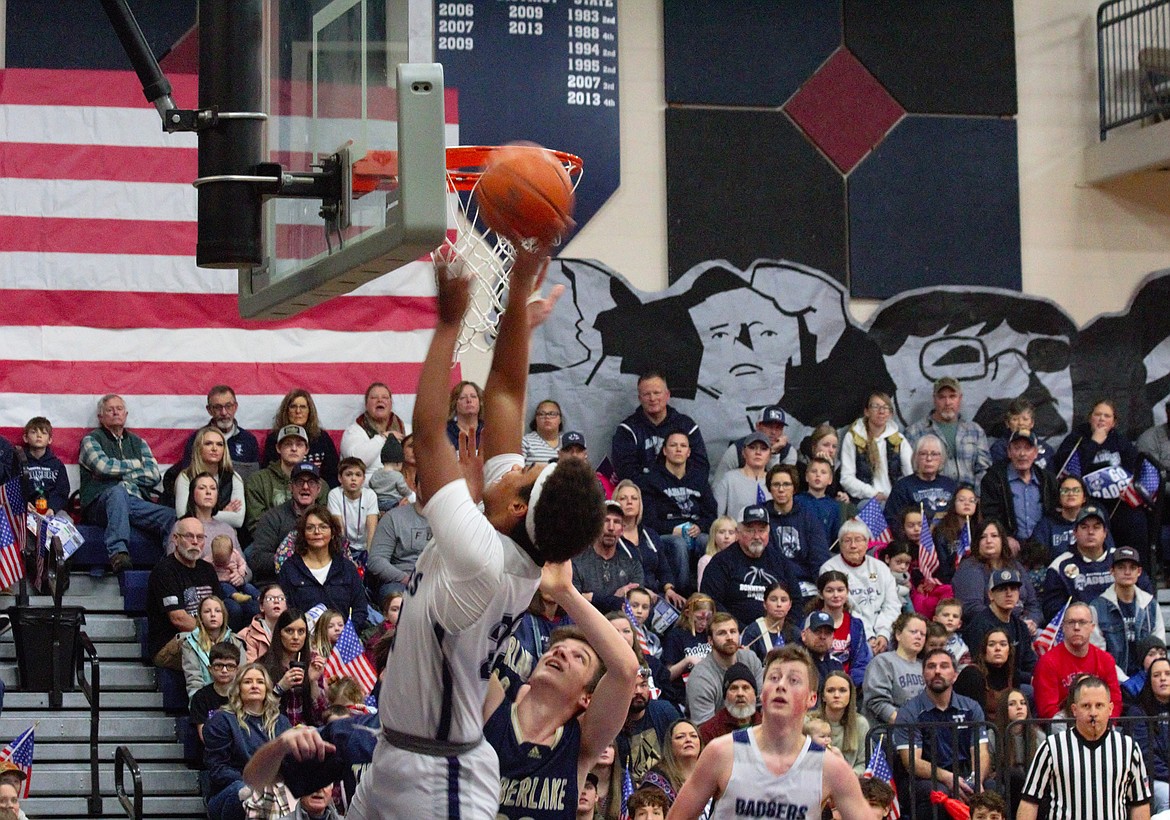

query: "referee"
xmin=1018 ymin=675 xmax=1152 ymax=820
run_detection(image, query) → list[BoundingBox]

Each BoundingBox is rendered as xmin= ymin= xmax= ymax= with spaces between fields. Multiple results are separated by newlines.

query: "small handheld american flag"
xmin=863 ymin=743 xmax=901 ymax=819
xmin=857 ymin=498 xmax=892 ymax=545
xmin=1033 ymin=598 xmax=1071 ymax=657
xmin=953 ymin=517 xmax=971 ymax=568
xmin=322 ymin=619 xmax=379 ymax=699
xmin=0 ymin=478 xmax=26 ymax=592
xmin=1059 ymin=448 xmax=1082 ymax=479
xmin=917 ymin=511 xmax=939 ymax=581
xmin=1120 ymin=457 xmax=1161 ymax=509
xmin=0 ymin=725 xmax=35 ymax=798
xmin=622 ymin=600 xmax=649 ymax=657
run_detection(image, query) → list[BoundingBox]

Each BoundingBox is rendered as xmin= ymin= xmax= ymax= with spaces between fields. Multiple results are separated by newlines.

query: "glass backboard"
xmin=238 ymin=0 xmax=446 ymax=319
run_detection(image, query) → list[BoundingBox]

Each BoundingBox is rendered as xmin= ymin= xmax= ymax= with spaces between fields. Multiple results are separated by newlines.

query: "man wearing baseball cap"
xmin=244 ymin=424 xmax=315 ymax=534
xmin=1040 ymin=505 xmax=1154 ymax=621
xmin=699 ymin=504 xmax=802 ymax=626
xmin=1090 ymin=546 xmax=1166 ymax=679
xmin=247 ymin=460 xmax=329 ymax=584
xmin=800 ymin=610 xmax=845 ymax=687
xmin=712 ymin=405 xmax=796 ymax=488
xmin=980 ymin=428 xmax=1057 ymax=544
xmin=558 ymin=432 xmax=616 ymax=499
xmin=961 ymin=567 xmax=1038 ymax=682
xmin=904 ymin=377 xmax=991 ymax=490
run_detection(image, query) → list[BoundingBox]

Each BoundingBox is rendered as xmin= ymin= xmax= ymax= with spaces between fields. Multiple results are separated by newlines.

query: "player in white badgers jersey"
xmin=346 ymin=244 xmax=607 ymax=819
xmin=668 ymin=645 xmax=870 ymax=820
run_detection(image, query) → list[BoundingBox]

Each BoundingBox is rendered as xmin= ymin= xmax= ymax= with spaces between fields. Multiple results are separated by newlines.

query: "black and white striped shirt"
xmin=1020 ymin=727 xmax=1152 ymax=820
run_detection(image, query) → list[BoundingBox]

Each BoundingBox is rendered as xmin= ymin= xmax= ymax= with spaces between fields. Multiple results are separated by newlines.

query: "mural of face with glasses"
xmin=868 ymin=289 xmax=1078 ymax=440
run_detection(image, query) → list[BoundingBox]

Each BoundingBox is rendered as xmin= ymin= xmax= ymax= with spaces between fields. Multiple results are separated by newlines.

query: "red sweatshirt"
xmin=1032 ymin=642 xmax=1122 ymax=719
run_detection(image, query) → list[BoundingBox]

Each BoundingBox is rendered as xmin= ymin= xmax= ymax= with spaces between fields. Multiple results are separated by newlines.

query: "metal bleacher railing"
xmin=114 ymin=745 xmax=143 ymax=820
xmin=76 ymin=631 xmax=100 ymax=817
xmin=1097 ymin=0 xmax=1170 ymax=138
xmin=866 ymin=714 xmax=1170 ymax=820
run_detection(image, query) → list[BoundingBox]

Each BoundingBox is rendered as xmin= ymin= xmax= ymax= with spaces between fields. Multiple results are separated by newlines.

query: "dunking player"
xmin=345 ymin=244 xmax=607 ymax=817
xmin=667 ymin=645 xmax=870 ymax=820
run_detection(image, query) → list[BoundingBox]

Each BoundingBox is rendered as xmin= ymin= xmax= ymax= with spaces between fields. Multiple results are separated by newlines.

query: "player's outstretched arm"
xmin=822 ymin=751 xmax=872 ymax=820
xmin=666 ymin=736 xmax=732 ymax=819
xmin=414 ymin=248 xmax=471 ymax=506
xmin=480 ymin=244 xmax=561 ymax=461
xmin=541 ymin=560 xmax=640 ymax=785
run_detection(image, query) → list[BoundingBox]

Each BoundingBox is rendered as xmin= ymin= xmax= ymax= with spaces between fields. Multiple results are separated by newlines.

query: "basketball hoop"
xmin=442 ymin=145 xmax=583 ymax=359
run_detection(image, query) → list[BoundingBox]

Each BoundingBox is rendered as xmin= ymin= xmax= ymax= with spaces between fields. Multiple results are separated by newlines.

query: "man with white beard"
xmin=698 ymin=663 xmax=761 ymax=745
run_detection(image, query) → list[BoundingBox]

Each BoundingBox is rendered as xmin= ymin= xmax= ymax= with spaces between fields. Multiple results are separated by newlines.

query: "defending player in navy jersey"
xmin=667 ymin=645 xmax=869 ymax=820
xmin=484 ymin=559 xmax=640 ymax=819
xmin=339 ymin=243 xmax=606 ymax=818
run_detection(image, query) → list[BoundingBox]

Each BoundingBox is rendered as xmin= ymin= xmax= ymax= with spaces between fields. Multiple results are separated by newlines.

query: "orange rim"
xmin=445 ymin=145 xmax=583 ymax=192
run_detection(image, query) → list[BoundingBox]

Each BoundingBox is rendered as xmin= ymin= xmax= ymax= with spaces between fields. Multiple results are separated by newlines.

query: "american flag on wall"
xmin=0 ymin=68 xmax=459 ymax=481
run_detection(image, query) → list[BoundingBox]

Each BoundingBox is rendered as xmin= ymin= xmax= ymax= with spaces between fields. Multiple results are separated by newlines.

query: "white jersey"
xmin=348 ymin=455 xmax=542 ymax=819
xmin=376 ymin=453 xmax=540 ymax=744
xmin=712 ymin=731 xmax=824 ymax=820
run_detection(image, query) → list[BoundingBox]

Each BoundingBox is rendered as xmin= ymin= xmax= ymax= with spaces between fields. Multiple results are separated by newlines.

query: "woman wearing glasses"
xmin=238 ymin=584 xmax=288 ymax=663
xmin=277 ymin=506 xmax=368 ymax=632
xmin=1032 ymin=474 xmax=1115 ymax=561
xmin=840 ymin=392 xmax=913 ymax=504
xmin=261 ymin=389 xmax=340 ymax=488
xmin=521 ymin=399 xmax=564 ymax=466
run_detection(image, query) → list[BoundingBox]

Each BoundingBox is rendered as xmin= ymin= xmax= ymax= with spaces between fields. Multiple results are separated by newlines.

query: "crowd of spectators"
xmin=5 ymin=369 xmax=1170 ymax=819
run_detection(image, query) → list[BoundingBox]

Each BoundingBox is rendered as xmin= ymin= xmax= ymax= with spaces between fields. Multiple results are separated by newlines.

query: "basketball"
xmin=474 ymin=143 xmax=575 ymax=245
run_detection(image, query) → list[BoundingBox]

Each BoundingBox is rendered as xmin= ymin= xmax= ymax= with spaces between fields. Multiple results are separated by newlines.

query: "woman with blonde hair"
xmin=697 ymin=515 xmax=737 ymax=591
xmin=181 ymin=595 xmax=245 ymax=698
xmin=203 ymin=662 xmax=292 ymax=820
xmin=177 ymin=426 xmax=245 ymax=528
xmin=614 ymin=479 xmax=685 ymax=608
xmin=446 ymin=380 xmax=484 ymax=450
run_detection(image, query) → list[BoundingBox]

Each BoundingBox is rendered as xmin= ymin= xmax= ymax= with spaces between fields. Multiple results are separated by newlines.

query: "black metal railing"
xmin=867 ymin=713 xmax=1170 ymax=819
xmin=1098 ymin=0 xmax=1170 ymax=138
xmin=76 ymin=631 xmax=101 ymax=818
xmin=865 ymin=721 xmax=999 ymax=820
xmin=115 ymin=745 xmax=143 ymax=820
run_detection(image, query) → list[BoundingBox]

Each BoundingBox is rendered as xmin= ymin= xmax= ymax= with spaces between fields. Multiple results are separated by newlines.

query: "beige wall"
xmin=464 ymin=1 xmax=1170 ymax=381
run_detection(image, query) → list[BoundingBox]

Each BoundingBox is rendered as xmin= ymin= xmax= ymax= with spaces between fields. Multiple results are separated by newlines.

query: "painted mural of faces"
xmin=686 ymin=286 xmax=799 ymax=425
xmin=869 ymin=292 xmax=1077 ymax=439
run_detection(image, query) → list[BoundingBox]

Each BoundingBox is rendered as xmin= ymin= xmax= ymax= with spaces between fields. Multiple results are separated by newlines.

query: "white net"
xmin=441 ymin=180 xmax=516 ymax=359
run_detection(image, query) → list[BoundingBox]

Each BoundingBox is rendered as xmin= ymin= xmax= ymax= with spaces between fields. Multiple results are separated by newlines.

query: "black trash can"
xmin=8 ymin=606 xmax=85 ymax=693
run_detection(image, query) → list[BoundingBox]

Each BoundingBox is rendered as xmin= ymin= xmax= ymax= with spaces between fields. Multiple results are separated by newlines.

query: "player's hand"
xmin=526 ymin=283 xmax=565 ymax=330
xmin=431 ymin=244 xmax=471 ymax=325
xmin=280 ymin=725 xmax=336 ymax=761
xmin=539 ymin=560 xmax=574 ymax=601
xmin=457 ymin=430 xmax=484 ymax=502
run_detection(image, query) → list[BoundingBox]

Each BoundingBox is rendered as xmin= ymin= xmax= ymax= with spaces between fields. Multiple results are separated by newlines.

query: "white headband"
xmin=524 ymin=462 xmax=558 ymax=544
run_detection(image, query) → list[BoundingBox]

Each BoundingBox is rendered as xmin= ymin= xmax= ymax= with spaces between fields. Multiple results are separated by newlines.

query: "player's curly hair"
xmin=526 ymin=457 xmax=605 ymax=564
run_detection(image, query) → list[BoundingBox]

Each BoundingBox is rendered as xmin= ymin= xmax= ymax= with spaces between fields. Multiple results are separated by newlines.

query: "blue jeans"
xmin=219 ymin=582 xmax=261 ymax=633
xmin=206 ymin=779 xmax=246 ymax=820
xmin=659 ymin=533 xmax=708 ymax=595
xmin=88 ymin=485 xmax=177 ymax=559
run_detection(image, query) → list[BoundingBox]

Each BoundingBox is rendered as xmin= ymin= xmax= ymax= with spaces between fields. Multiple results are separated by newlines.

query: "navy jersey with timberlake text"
xmin=712 ymin=731 xmax=823 ymax=820
xmin=486 ymin=700 xmax=581 ymax=820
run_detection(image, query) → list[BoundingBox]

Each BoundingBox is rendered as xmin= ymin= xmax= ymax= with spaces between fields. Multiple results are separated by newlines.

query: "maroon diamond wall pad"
xmin=784 ymin=47 xmax=904 ymax=174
